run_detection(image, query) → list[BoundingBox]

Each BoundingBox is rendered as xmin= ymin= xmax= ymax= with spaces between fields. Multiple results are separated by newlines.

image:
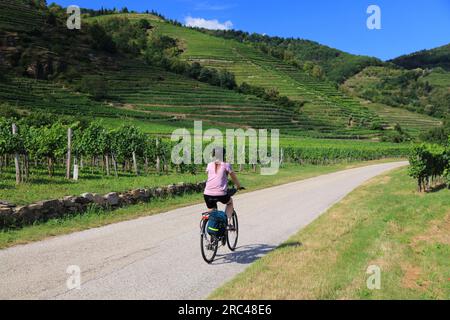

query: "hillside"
xmin=200 ymin=28 xmax=383 ymax=83
xmin=99 ymin=14 xmax=384 ymax=139
xmin=0 ymin=4 xmax=444 ymax=139
xmin=391 ymin=43 xmax=450 ymax=71
xmin=343 ymin=66 xmax=450 ymax=121
xmin=0 ymin=3 xmax=304 ymax=135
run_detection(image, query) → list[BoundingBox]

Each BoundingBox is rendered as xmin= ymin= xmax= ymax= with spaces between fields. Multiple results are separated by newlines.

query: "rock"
xmin=154 ymin=188 xmax=163 ymax=198
xmin=143 ymin=189 xmax=151 ymax=200
xmin=81 ymin=193 xmax=95 ymax=202
xmin=0 ymin=207 xmax=13 ymax=215
xmin=40 ymin=199 xmax=61 ymax=210
xmin=61 ymin=197 xmax=84 ymax=213
xmin=118 ymin=193 xmax=134 ymax=205
xmin=104 ymin=192 xmax=119 ymax=206
xmin=167 ymin=184 xmax=177 ymax=195
xmin=92 ymin=194 xmax=106 ymax=206
xmin=0 ymin=207 xmax=14 ymax=228
xmin=14 ymin=206 xmax=43 ymax=225
xmin=0 ymin=200 xmax=16 ymax=208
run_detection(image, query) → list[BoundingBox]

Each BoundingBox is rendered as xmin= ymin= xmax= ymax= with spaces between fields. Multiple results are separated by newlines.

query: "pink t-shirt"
xmin=204 ymin=162 xmax=233 ymax=196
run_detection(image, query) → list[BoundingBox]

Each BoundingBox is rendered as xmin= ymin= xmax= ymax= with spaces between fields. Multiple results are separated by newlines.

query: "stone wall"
xmin=0 ymin=182 xmax=206 ymax=229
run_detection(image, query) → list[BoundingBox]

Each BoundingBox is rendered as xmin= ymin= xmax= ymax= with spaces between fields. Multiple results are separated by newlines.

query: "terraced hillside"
xmin=0 ymin=0 xmax=44 ymax=32
xmin=363 ymin=102 xmax=442 ymax=136
xmin=152 ymin=18 xmax=383 ymax=138
xmin=0 ymin=59 xmax=308 ymax=134
xmin=100 ymin=60 xmax=303 ymax=132
xmin=343 ymin=65 xmax=447 ymax=130
xmin=90 ymin=14 xmax=384 ymax=139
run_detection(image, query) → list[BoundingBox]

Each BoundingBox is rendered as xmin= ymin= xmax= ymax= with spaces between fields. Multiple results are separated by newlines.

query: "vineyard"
xmin=88 ymin=14 xmax=386 ymax=139
xmin=408 ymin=141 xmax=450 ymax=192
xmin=0 ymin=115 xmax=410 ymax=184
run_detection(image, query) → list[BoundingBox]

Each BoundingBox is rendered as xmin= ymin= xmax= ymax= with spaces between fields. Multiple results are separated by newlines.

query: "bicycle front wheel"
xmin=201 ymin=220 xmax=218 ymax=264
xmin=227 ymin=211 xmax=239 ymax=251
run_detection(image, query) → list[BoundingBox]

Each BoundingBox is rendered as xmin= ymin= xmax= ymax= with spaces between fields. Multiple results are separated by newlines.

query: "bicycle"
xmin=200 ymin=188 xmax=242 ymax=264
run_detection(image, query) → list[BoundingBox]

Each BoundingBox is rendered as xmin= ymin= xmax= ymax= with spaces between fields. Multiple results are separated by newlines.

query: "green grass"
xmin=0 ymin=159 xmax=400 ymax=249
xmin=0 ymin=168 xmax=205 ymax=205
xmin=209 ymin=167 xmax=450 ymax=300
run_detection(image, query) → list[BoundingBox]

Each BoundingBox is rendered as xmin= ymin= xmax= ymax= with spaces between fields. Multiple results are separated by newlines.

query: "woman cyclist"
xmin=203 ymin=147 xmax=243 ymax=229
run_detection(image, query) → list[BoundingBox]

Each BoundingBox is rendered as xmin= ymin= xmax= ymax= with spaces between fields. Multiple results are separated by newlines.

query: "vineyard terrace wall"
xmin=0 ymin=181 xmax=206 ymax=229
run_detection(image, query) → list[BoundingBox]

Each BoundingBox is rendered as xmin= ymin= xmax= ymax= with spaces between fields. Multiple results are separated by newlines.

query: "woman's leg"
xmin=225 ymin=198 xmax=234 ymax=221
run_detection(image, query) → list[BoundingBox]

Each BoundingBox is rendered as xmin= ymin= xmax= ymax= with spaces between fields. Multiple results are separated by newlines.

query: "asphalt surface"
xmin=0 ymin=161 xmax=408 ymax=300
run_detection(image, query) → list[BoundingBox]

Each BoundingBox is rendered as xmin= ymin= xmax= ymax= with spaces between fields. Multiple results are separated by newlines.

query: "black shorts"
xmin=204 ymin=194 xmax=231 ymax=209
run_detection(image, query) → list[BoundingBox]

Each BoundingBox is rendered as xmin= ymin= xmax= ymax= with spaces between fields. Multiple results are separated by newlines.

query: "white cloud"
xmin=184 ymin=16 xmax=233 ymax=30
xmin=194 ymin=2 xmax=235 ymax=11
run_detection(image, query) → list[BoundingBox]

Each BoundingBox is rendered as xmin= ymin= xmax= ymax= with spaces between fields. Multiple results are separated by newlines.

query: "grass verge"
xmin=209 ymin=167 xmax=450 ymax=300
xmin=0 ymin=159 xmax=401 ymax=249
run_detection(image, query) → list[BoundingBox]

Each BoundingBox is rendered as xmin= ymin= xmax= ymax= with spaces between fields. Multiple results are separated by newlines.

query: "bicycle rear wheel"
xmin=227 ymin=211 xmax=239 ymax=251
xmin=201 ymin=220 xmax=218 ymax=264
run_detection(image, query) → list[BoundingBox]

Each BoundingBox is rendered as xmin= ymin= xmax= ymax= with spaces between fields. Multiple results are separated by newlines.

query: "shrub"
xmin=408 ymin=143 xmax=448 ymax=192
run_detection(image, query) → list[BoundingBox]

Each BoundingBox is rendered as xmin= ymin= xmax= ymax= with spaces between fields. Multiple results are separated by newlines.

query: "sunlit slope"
xmin=0 ymin=58 xmax=305 ymax=133
xmin=364 ymin=102 xmax=442 ymax=135
xmin=90 ymin=13 xmax=385 ymax=138
xmin=102 ymin=60 xmax=302 ymax=131
xmin=0 ymin=0 xmax=44 ymax=32
xmin=151 ymin=18 xmax=384 ymax=138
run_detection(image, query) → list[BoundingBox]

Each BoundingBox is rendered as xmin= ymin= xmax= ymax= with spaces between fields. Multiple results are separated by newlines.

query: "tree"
xmin=88 ymin=23 xmax=117 ymax=53
xmin=138 ymin=19 xmax=152 ymax=30
xmin=110 ymin=125 xmax=146 ymax=175
xmin=29 ymin=123 xmax=67 ymax=176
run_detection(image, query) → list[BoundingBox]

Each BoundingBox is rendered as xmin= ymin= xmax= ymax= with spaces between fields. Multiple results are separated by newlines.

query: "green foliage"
xmin=88 ymin=22 xmax=117 ymax=53
xmin=110 ymin=125 xmax=146 ymax=161
xmin=237 ymin=82 xmax=302 ymax=110
xmin=391 ymin=44 xmax=450 ymax=71
xmin=381 ymin=123 xmax=411 ymax=143
xmin=345 ymin=66 xmax=450 ymax=118
xmin=283 ymin=144 xmax=408 ymax=165
xmin=199 ymin=29 xmax=383 ymax=83
xmin=420 ymin=122 xmax=450 ymax=145
xmin=99 ymin=17 xmax=148 ymax=54
xmin=408 ymin=142 xmax=449 ymax=192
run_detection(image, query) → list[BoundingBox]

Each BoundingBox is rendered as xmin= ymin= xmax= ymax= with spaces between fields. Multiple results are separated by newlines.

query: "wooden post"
xmin=132 ymin=151 xmax=139 ymax=176
xmin=105 ymin=155 xmax=110 ymax=176
xmin=156 ymin=138 xmax=161 ymax=174
xmin=12 ymin=124 xmax=21 ymax=185
xmin=112 ymin=153 xmax=118 ymax=178
xmin=144 ymin=156 xmax=149 ymax=174
xmin=73 ymin=158 xmax=79 ymax=181
xmin=66 ymin=128 xmax=72 ymax=179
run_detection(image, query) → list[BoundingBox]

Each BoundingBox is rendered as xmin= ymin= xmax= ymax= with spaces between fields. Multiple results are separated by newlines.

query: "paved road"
xmin=0 ymin=162 xmax=407 ymax=300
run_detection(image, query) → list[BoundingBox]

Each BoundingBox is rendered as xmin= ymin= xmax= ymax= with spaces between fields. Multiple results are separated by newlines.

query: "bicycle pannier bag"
xmin=207 ymin=211 xmax=227 ymax=237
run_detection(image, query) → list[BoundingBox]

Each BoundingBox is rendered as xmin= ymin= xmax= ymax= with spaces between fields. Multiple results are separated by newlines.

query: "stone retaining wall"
xmin=0 ymin=182 xmax=206 ymax=229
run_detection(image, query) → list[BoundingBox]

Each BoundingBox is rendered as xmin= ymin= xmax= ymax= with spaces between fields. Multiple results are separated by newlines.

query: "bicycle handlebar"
xmin=228 ymin=187 xmax=245 ymax=197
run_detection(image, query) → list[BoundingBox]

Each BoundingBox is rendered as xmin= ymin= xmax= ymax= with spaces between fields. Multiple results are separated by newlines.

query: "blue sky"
xmin=54 ymin=0 xmax=450 ymax=60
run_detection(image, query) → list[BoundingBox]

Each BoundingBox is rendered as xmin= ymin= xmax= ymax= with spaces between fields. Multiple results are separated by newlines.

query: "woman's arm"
xmin=230 ymin=172 xmax=242 ymax=189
